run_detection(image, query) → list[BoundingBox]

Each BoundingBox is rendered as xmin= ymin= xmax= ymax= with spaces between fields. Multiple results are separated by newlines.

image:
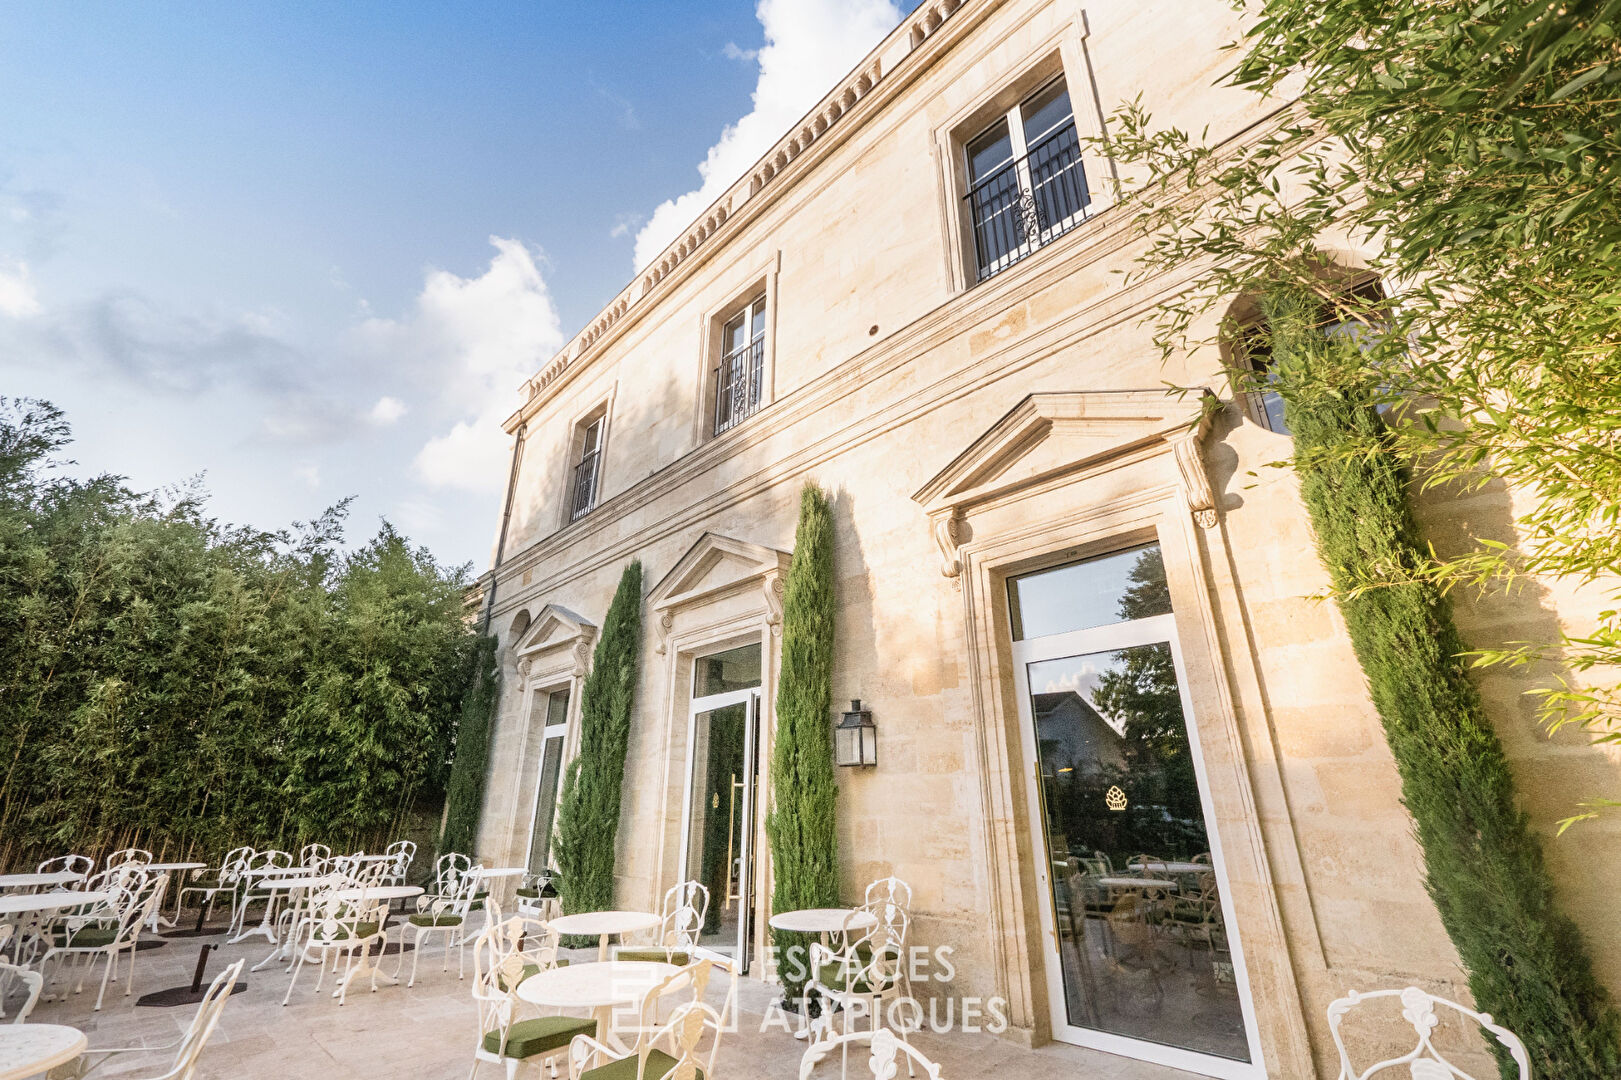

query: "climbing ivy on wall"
xmin=553 ymin=560 xmax=644 ymax=924
xmin=1265 ymin=289 xmax=1621 ymax=1079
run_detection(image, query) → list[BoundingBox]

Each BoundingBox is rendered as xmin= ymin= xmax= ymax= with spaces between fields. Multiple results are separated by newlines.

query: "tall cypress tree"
xmin=437 ymin=633 xmax=498 ymax=859
xmin=766 ymin=484 xmax=840 ymax=1002
xmin=553 ymin=560 xmax=643 ymax=922
xmin=1265 ymin=288 xmax=1620 ymax=1078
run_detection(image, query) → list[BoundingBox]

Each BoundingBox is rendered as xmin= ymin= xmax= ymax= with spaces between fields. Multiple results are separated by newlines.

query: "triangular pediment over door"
xmin=911 ymin=389 xmax=1218 ymax=578
xmin=647 ymin=532 xmax=792 ymax=653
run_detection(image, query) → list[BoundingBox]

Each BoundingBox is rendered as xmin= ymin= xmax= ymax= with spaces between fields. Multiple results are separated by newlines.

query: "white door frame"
xmin=1010 ymin=611 xmax=1265 ymax=1080
xmin=522 ymin=689 xmax=571 ymax=873
xmin=678 ymin=686 xmax=763 ymax=970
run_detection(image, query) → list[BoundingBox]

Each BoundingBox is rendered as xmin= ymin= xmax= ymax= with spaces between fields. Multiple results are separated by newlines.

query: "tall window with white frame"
xmin=525 ymin=687 xmax=570 ymax=877
xmin=964 ymin=75 xmax=1091 ymax=281
xmin=712 ymin=294 xmax=766 ymax=436
xmin=569 ymin=413 xmax=605 ymax=521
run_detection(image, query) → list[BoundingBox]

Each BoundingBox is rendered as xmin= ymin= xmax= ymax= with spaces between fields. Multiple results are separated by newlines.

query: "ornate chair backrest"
xmin=844 ymin=904 xmax=908 ymax=993
xmin=797 ymin=1028 xmax=944 ymax=1080
xmin=304 ymin=881 xmax=375 ymax=948
xmin=300 ymin=843 xmax=331 ymax=867
xmin=659 ymin=880 xmax=709 ymax=951
xmin=104 ymin=847 xmax=151 ymax=869
xmin=348 ymin=857 xmax=391 ymax=889
xmin=261 ymin=849 xmax=294 ymax=869
xmin=216 ymin=847 xmax=254 ymax=885
xmin=862 ymin=876 xmax=912 ymax=913
xmin=36 ymin=854 xmax=94 ymax=878
xmin=439 ymin=863 xmax=482 ymax=917
xmin=0 ymin=925 xmax=43 ymax=1023
xmin=471 ymin=916 xmax=529 ymax=1054
xmin=90 ymin=868 xmax=162 ymax=947
xmin=384 ymin=840 xmax=416 ymax=877
xmin=515 ymin=917 xmax=562 ymax=970
xmin=1327 ymin=987 xmax=1530 ymax=1080
xmin=433 ymin=852 xmax=472 ymax=895
xmin=630 ymin=959 xmax=715 ymax=1049
xmin=644 ymin=1001 xmax=724 ymax=1080
xmin=166 ymin=958 xmax=244 ymax=1078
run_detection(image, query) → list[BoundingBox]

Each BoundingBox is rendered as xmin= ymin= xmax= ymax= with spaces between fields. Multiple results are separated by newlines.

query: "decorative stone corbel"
xmin=932 ymin=507 xmax=965 ymax=579
xmin=1168 ymin=399 xmax=1219 ymax=528
xmin=516 ymin=658 xmax=532 ymax=679
xmin=571 ymin=635 xmax=594 ymax=678
xmin=763 ymin=571 xmax=786 ymax=635
xmin=653 ymin=609 xmax=675 ymax=655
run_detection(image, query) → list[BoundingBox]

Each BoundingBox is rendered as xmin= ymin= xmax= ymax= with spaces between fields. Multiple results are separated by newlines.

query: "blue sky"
xmin=0 ymin=1 xmax=914 ymax=570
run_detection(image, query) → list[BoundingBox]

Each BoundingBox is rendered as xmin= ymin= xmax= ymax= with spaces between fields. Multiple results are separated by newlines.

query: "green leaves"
xmin=0 ymin=399 xmax=474 ymax=867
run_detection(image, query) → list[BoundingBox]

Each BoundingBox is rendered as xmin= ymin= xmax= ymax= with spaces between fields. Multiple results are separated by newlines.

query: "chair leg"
xmin=409 ymin=929 xmax=427 ymax=987
xmin=283 ymin=951 xmax=304 ymax=1005
xmin=94 ymin=953 xmax=113 ymax=1011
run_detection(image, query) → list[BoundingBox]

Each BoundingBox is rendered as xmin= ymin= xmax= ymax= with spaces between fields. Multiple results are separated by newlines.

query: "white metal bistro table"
xmin=0 ymin=1024 xmax=86 ymax=1080
xmin=229 ymin=870 xmax=330 ymax=945
xmin=244 ymin=875 xmax=339 ymax=970
xmin=0 ymin=891 xmax=114 ymax=921
xmin=1126 ymin=860 xmax=1209 ymax=875
xmin=0 ymin=872 xmax=83 ymax=894
xmin=328 ymin=884 xmax=424 ymax=994
xmin=472 ymin=866 xmax=525 ymax=911
xmin=549 ymin=910 xmax=661 ymax=963
xmin=767 ymin=908 xmax=879 ymax=1038
xmin=1096 ymin=876 xmax=1177 ymax=890
xmin=517 ymin=960 xmax=680 ymax=1054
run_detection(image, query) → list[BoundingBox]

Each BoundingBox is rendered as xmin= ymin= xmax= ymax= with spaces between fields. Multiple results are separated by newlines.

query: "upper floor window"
xmin=964 ymin=76 xmax=1091 ymax=282
xmin=713 ymin=294 xmax=766 ymax=436
xmin=569 ymin=413 xmax=605 ymax=521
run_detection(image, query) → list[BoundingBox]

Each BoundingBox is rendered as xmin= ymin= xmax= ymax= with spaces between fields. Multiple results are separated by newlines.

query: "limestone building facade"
xmin=471 ymin=2 xmax=1621 ymax=1077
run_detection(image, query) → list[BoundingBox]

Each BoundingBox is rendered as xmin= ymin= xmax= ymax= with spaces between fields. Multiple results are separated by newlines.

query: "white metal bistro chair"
xmin=566 ymin=960 xmax=725 ymax=1080
xmin=470 ymin=915 xmax=594 ymax=1080
xmin=300 ymin=843 xmax=332 ymax=868
xmin=79 ymin=959 xmax=244 ymax=1080
xmin=36 ymin=854 xmax=95 ymax=881
xmin=408 ymin=860 xmax=483 ymax=986
xmin=799 ymin=1028 xmax=943 ymax=1080
xmin=177 ymin=846 xmax=252 ymax=927
xmin=282 ymin=879 xmax=387 ymax=1006
xmin=0 ymin=925 xmax=43 ymax=1023
xmin=807 ymin=904 xmax=918 ymax=1079
xmin=230 ymin=849 xmax=294 ymax=935
xmin=42 ymin=868 xmax=168 ymax=1010
xmin=1327 ymin=986 xmax=1530 ymax=1079
xmin=104 ymin=848 xmax=152 ymax=869
xmin=384 ymin=840 xmax=417 ymax=887
xmin=862 ymin=877 xmax=912 ymax=913
xmin=616 ymin=880 xmax=708 ymax=966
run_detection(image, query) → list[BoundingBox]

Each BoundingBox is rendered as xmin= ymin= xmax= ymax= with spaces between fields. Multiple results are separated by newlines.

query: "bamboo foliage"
xmin=0 ymin=399 xmax=475 ymax=870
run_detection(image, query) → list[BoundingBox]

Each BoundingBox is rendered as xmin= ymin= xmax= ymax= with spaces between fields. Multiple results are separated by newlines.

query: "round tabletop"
xmin=549 ymin=910 xmax=660 ymax=939
xmin=349 ymin=854 xmax=397 ymax=862
xmin=1097 ymin=876 xmax=1176 ymax=889
xmin=257 ymin=875 xmax=334 ymax=891
xmin=517 ymin=961 xmax=680 ymax=1009
xmin=145 ymin=861 xmax=208 ymax=872
xmin=333 ymin=885 xmax=423 ymax=902
xmin=1128 ymin=861 xmax=1209 ymax=875
xmin=0 ymin=1023 xmax=87 ymax=1080
xmin=0 ymin=871 xmax=84 ymax=891
xmin=0 ymin=891 xmax=113 ymax=919
xmin=474 ymin=867 xmax=526 ymax=879
xmin=243 ymin=865 xmax=306 ymax=878
xmin=768 ymin=908 xmax=877 ymax=935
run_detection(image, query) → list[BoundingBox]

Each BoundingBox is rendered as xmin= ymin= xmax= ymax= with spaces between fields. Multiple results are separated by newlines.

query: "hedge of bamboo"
xmin=0 ymin=399 xmax=476 ymax=870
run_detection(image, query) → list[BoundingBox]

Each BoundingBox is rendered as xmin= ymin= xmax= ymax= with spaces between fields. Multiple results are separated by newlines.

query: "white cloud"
xmin=0 ymin=260 xmax=42 ymax=318
xmin=368 ymin=395 xmax=407 ymax=425
xmin=353 ymin=237 xmax=562 ymax=493
xmin=722 ymin=42 xmax=759 ymax=63
xmin=295 ymin=463 xmax=321 ymax=489
xmin=632 ymin=0 xmax=903 ymax=270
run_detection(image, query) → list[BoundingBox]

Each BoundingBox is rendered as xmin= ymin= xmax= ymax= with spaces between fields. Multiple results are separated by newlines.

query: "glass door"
xmin=525 ymin=687 xmax=570 ymax=876
xmin=1009 ymin=544 xmax=1263 ymax=1078
xmin=679 ymin=643 xmax=764 ymax=972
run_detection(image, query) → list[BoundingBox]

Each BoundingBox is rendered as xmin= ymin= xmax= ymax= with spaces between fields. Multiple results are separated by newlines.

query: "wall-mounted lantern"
xmin=834 ymin=699 xmax=877 ymax=768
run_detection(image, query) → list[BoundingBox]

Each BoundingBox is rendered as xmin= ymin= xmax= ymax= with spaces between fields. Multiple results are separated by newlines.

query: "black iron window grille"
xmin=569 ymin=417 xmax=604 ymax=521
xmin=965 ymin=120 xmax=1090 ymax=281
xmin=712 ymin=305 xmax=766 ymax=436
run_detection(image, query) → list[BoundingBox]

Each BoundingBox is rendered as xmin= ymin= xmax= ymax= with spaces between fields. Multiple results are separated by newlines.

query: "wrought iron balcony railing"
xmin=713 ymin=336 xmax=765 ymax=436
xmin=965 ymin=121 xmax=1091 ymax=282
xmin=569 ymin=449 xmax=600 ymax=521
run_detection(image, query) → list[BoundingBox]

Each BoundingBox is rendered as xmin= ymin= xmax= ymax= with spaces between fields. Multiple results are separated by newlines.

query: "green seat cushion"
xmin=55 ymin=925 xmax=118 ymax=948
xmin=483 ymin=1015 xmax=597 ymax=1059
xmin=408 ymin=912 xmax=463 ymax=927
xmin=580 ymin=1049 xmax=699 ymax=1080
xmin=495 ymin=961 xmax=541 ymax=993
xmin=815 ymin=961 xmax=894 ymax=996
xmin=516 ymin=887 xmax=539 ymax=898
xmin=323 ymin=921 xmax=379 ymax=941
xmin=614 ymin=948 xmax=689 ymax=966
